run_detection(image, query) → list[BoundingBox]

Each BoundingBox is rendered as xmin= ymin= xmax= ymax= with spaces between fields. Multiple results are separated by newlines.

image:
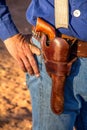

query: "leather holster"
xmin=40 ymin=34 xmax=77 ymax=114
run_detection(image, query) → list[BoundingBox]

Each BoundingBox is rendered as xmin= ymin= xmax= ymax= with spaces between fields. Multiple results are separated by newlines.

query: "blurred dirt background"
xmin=0 ymin=0 xmax=32 ymax=130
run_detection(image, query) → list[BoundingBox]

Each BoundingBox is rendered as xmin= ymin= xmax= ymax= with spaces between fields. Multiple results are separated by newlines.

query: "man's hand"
xmin=4 ymin=33 xmax=41 ymax=77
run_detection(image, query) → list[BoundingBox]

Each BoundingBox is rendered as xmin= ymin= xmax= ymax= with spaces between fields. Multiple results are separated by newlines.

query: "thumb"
xmin=29 ymin=44 xmax=41 ymax=55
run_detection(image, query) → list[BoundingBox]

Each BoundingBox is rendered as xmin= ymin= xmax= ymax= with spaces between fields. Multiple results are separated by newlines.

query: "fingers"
xmin=17 ymin=44 xmax=40 ymax=77
xmin=29 ymin=44 xmax=41 ymax=55
xmin=21 ymin=56 xmax=34 ymax=75
xmin=27 ymin=51 xmax=40 ymax=77
xmin=17 ymin=54 xmax=39 ymax=76
xmin=22 ymin=43 xmax=40 ymax=77
xmin=17 ymin=58 xmax=27 ymax=72
xmin=22 ymin=35 xmax=41 ymax=77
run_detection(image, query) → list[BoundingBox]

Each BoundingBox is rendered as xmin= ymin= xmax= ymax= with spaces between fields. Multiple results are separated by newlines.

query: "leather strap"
xmin=61 ymin=34 xmax=87 ymax=58
xmin=45 ymin=61 xmax=68 ymax=76
xmin=55 ymin=0 xmax=69 ymax=28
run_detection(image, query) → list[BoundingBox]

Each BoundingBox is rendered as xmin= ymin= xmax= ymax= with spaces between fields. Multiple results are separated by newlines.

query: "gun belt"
xmin=60 ymin=34 xmax=87 ymax=58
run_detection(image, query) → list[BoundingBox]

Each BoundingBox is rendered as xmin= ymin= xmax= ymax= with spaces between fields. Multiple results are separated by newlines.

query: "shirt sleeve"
xmin=0 ymin=0 xmax=19 ymax=41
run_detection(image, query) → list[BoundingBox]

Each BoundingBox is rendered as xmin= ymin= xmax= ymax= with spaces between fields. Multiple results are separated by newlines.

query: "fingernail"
xmin=36 ymin=73 xmax=40 ymax=77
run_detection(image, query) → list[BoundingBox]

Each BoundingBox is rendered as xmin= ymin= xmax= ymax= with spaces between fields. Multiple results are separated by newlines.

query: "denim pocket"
xmin=32 ymin=36 xmax=42 ymax=70
xmin=26 ymin=72 xmax=41 ymax=90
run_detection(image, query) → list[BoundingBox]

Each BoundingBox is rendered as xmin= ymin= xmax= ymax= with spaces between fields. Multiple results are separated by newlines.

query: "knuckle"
xmin=19 ymin=64 xmax=26 ymax=72
xmin=25 ymin=62 xmax=30 ymax=67
xmin=30 ymin=58 xmax=36 ymax=65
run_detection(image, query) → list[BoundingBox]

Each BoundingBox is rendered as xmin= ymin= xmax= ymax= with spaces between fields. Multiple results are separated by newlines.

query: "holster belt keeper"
xmin=61 ymin=34 xmax=87 ymax=58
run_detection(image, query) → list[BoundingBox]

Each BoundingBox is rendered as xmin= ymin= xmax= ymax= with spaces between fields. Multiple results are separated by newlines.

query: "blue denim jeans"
xmin=26 ymin=37 xmax=87 ymax=130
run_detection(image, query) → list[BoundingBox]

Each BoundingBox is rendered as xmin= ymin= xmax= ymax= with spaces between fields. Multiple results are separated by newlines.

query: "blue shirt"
xmin=0 ymin=0 xmax=19 ymax=41
xmin=0 ymin=0 xmax=87 ymax=41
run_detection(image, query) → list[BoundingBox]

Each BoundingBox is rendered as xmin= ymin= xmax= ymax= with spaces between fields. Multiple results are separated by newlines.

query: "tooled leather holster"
xmin=41 ymin=34 xmax=70 ymax=114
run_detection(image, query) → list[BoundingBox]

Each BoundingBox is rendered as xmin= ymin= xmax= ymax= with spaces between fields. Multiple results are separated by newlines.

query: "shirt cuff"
xmin=0 ymin=18 xmax=19 ymax=41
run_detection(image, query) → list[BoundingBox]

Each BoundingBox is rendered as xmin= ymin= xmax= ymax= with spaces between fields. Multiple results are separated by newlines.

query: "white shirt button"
xmin=73 ymin=10 xmax=81 ymax=17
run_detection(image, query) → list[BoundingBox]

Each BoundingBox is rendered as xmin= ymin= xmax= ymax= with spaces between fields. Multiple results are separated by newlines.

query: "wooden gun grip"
xmin=36 ymin=18 xmax=56 ymax=41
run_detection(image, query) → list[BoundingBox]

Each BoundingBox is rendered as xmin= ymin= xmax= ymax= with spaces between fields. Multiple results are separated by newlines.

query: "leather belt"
xmin=61 ymin=34 xmax=87 ymax=58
